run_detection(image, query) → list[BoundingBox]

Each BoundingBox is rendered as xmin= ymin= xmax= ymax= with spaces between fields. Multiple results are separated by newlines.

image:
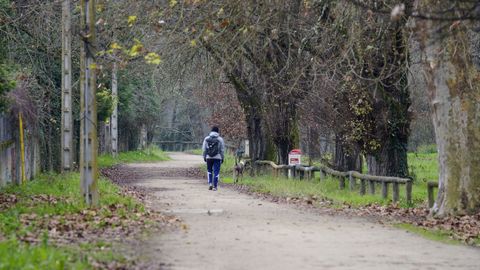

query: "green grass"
xmin=220 ymin=152 xmax=236 ymax=175
xmin=0 ymin=238 xmax=128 ymax=270
xmin=230 ymin=175 xmax=419 ymax=207
xmin=226 ymin=151 xmax=440 ymax=208
xmin=0 ymin=238 xmax=89 ymax=270
xmin=408 ymin=152 xmax=438 ymax=183
xmin=98 ymin=146 xmax=170 ymax=168
xmin=0 ymin=171 xmax=143 ymax=268
xmin=394 ymin=223 xmax=461 ymax=245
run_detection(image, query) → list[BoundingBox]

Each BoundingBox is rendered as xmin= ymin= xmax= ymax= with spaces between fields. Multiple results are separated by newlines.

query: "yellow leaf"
xmin=128 ymin=15 xmax=137 ymax=27
xmin=169 ymin=0 xmax=178 ymax=8
xmin=128 ymin=42 xmax=144 ymax=57
xmin=110 ymin=42 xmax=122 ymax=50
xmin=89 ymin=63 xmax=97 ymax=70
xmin=190 ymin=40 xmax=197 ymax=47
xmin=96 ymin=4 xmax=104 ymax=13
xmin=144 ymin=52 xmax=162 ymax=65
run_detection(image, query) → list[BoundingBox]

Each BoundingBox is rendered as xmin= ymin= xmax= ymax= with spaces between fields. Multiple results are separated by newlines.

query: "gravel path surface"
xmin=127 ymin=153 xmax=479 ymax=270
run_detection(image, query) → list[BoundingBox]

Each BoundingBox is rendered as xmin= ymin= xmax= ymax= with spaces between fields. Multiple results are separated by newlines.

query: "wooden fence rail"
xmin=153 ymin=141 xmax=237 ymax=153
xmin=254 ymin=160 xmax=413 ymax=204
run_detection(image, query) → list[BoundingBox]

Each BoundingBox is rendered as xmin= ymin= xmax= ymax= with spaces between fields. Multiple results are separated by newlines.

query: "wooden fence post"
xmin=319 ymin=169 xmax=325 ymax=181
xmin=299 ymin=169 xmax=304 ymax=180
xmin=349 ymin=172 xmax=355 ymax=191
xmin=339 ymin=176 xmax=345 ymax=189
xmin=369 ymin=180 xmax=375 ymax=195
xmin=392 ymin=182 xmax=399 ymax=203
xmin=406 ymin=181 xmax=412 ymax=205
xmin=360 ymin=179 xmax=366 ymax=195
xmin=381 ymin=182 xmax=388 ymax=199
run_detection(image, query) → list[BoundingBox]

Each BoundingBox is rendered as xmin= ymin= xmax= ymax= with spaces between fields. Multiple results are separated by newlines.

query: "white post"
xmin=110 ymin=62 xmax=118 ymax=157
xmin=61 ymin=0 xmax=73 ymax=172
xmin=80 ymin=0 xmax=98 ymax=206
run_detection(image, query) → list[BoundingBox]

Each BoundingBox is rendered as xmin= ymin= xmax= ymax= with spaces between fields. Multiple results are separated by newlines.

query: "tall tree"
xmin=415 ymin=0 xmax=480 ymax=215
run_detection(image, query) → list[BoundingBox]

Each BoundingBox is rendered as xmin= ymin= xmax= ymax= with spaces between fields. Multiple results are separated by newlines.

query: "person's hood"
xmin=209 ymin=132 xmax=220 ymax=138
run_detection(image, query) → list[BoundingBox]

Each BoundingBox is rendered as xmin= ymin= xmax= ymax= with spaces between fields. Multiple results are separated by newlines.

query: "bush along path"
xmin=0 ymin=148 xmax=177 ymax=269
xmin=128 ymin=153 xmax=479 ymax=270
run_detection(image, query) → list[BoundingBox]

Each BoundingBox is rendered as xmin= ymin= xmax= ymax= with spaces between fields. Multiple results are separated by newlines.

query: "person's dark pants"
xmin=207 ymin=159 xmax=221 ymax=188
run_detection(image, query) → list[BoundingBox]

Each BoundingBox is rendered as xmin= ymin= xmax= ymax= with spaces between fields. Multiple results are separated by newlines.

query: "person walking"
xmin=202 ymin=126 xmax=225 ymax=191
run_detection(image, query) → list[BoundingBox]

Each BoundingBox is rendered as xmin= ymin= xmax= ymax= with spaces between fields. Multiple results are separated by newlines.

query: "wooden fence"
xmin=254 ymin=160 xmax=413 ymax=204
xmin=0 ymin=114 xmax=40 ymax=187
xmin=154 ymin=141 xmax=237 ymax=153
xmin=154 ymin=141 xmax=203 ymax=152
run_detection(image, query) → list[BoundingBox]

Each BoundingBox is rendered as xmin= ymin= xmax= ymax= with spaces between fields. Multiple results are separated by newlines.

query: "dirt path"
xmin=127 ymin=153 xmax=479 ymax=270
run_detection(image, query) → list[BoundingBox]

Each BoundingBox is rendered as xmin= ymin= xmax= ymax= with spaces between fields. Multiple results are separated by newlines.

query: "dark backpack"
xmin=206 ymin=136 xmax=220 ymax=157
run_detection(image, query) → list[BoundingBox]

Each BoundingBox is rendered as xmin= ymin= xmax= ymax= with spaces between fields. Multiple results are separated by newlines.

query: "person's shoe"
xmin=209 ymin=186 xmax=213 ymax=190
xmin=213 ymin=187 xmax=217 ymax=191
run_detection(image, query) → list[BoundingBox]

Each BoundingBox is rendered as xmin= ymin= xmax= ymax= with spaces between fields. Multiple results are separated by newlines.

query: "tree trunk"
xmin=416 ymin=6 xmax=480 ymax=215
xmin=269 ymin=99 xmax=300 ymax=165
xmin=243 ymin=102 xmax=268 ymax=162
xmin=228 ymin=71 xmax=271 ymax=162
xmin=61 ymin=0 xmax=73 ymax=172
xmin=334 ymin=135 xmax=362 ymax=172
xmin=366 ymin=139 xmax=408 ymax=177
xmin=363 ymin=15 xmax=411 ymax=178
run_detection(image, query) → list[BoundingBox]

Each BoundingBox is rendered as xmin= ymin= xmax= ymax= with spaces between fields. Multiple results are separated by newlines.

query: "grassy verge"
xmin=394 ymin=223 xmax=461 ymax=245
xmin=198 ymin=148 xmax=440 ymax=209
xmin=222 ymin=152 xmax=439 ymax=208
xmin=98 ymin=146 xmax=170 ymax=168
xmin=226 ymin=175 xmax=427 ymax=207
xmin=0 ymin=238 xmax=89 ymax=269
xmin=0 ymin=173 xmax=140 ymax=268
xmin=0 ymin=159 xmax=150 ymax=268
xmin=408 ymin=152 xmax=438 ymax=183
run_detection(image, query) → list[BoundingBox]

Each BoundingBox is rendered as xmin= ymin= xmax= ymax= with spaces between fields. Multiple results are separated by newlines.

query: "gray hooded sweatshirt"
xmin=202 ymin=131 xmax=225 ymax=160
